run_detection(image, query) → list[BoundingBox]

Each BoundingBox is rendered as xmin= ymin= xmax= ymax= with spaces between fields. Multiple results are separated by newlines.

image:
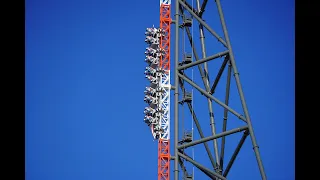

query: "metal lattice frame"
xmin=159 ymin=1 xmax=171 ymax=180
xmin=171 ymin=0 xmax=267 ymax=180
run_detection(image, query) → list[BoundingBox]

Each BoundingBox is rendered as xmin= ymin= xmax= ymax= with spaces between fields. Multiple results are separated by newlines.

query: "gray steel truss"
xmin=172 ymin=0 xmax=267 ymax=179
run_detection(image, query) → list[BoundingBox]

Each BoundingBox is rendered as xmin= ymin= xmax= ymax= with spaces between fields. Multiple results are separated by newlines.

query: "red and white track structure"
xmin=143 ymin=0 xmax=171 ymax=180
xmin=144 ymin=0 xmax=171 ymax=180
xmin=158 ymin=0 xmax=171 ymax=180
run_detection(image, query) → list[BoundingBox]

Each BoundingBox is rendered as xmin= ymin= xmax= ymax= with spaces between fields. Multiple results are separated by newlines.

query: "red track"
xmin=158 ymin=3 xmax=171 ymax=180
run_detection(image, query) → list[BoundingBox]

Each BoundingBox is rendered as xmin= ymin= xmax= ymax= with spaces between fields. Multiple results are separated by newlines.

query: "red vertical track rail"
xmin=158 ymin=139 xmax=170 ymax=180
xmin=159 ymin=4 xmax=171 ymax=70
xmin=158 ymin=4 xmax=171 ymax=180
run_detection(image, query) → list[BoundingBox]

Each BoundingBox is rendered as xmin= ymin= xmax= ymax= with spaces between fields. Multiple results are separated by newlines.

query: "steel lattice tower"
xmin=143 ymin=0 xmax=267 ymax=179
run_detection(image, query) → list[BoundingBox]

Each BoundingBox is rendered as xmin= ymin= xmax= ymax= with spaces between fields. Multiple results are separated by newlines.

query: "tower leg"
xmin=214 ymin=0 xmax=267 ymax=179
xmin=174 ymin=0 xmax=180 ymax=179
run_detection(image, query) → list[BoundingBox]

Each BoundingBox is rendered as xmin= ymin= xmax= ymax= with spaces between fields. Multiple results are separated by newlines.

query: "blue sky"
xmin=25 ymin=0 xmax=294 ymax=179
